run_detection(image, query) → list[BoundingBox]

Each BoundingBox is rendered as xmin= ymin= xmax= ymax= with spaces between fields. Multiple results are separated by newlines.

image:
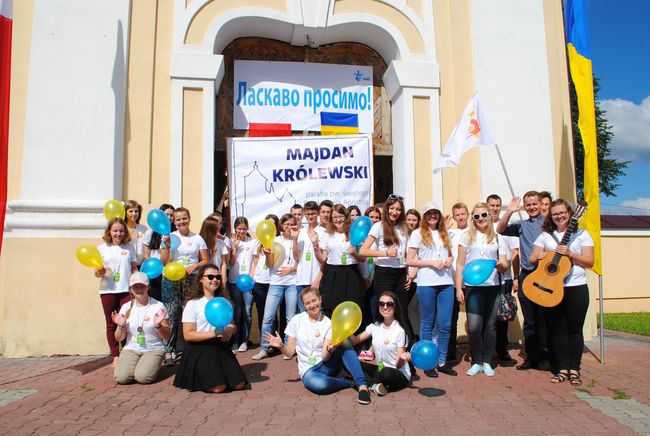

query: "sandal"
xmin=551 ymin=372 xmax=569 ymax=384
xmin=569 ymin=371 xmax=582 ymax=386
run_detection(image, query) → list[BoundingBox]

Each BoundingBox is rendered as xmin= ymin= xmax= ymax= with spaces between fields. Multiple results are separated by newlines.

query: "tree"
xmin=570 ymin=76 xmax=629 ymax=198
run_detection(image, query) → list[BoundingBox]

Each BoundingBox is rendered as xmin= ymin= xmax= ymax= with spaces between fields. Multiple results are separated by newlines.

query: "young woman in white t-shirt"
xmin=359 ymin=195 xmax=415 ymax=342
xmin=311 ymin=204 xmax=366 ymax=317
xmin=406 ymin=203 xmax=457 ymax=377
xmin=95 ymin=217 xmax=137 ymax=366
xmin=173 ymin=264 xmax=247 ymax=393
xmin=125 ymin=199 xmax=148 ymax=266
xmin=199 ymin=214 xmax=230 ymax=294
xmin=228 ymin=217 xmax=256 ymax=353
xmin=113 ymin=272 xmax=170 ymax=384
xmin=264 ymin=287 xmax=372 ymax=405
xmin=160 ymin=207 xmax=209 ymax=356
xmin=253 ymin=214 xmax=299 ymax=360
xmin=455 ymin=202 xmax=508 ymax=377
xmin=530 ymin=199 xmax=594 ymax=386
xmin=350 ymin=291 xmax=411 ymax=394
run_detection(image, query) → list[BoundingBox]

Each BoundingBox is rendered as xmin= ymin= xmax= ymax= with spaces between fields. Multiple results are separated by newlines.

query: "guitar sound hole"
xmin=547 ymin=264 xmax=558 ymax=274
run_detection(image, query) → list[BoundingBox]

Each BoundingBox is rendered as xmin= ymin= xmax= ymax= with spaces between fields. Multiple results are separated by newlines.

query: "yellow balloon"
xmin=76 ymin=244 xmax=104 ymax=269
xmin=330 ymin=301 xmax=362 ymax=346
xmin=104 ymin=199 xmax=125 ymax=221
xmin=271 ymin=242 xmax=285 ymax=269
xmin=256 ymin=220 xmax=276 ymax=249
xmin=163 ymin=261 xmax=186 ymax=281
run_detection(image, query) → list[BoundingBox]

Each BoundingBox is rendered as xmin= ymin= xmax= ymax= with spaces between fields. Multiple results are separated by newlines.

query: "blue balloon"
xmin=204 ymin=297 xmax=234 ymax=330
xmin=410 ymin=340 xmax=439 ymax=371
xmin=462 ymin=259 xmax=497 ymax=285
xmin=147 ymin=209 xmax=171 ymax=235
xmin=169 ymin=234 xmax=181 ymax=251
xmin=350 ymin=216 xmax=373 ymax=246
xmin=140 ymin=258 xmax=163 ymax=279
xmin=236 ymin=274 xmax=255 ymax=293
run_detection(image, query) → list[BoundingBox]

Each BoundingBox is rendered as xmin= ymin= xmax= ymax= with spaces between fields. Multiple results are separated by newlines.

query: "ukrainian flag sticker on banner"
xmin=320 ymin=112 xmax=359 ymax=135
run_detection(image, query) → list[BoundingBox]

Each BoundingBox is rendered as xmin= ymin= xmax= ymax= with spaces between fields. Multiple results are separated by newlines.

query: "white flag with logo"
xmin=433 ymin=93 xmax=497 ymax=173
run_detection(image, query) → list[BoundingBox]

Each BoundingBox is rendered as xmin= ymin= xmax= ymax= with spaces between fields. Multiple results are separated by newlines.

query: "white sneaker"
xmin=231 ymin=344 xmax=239 ymax=353
xmin=466 ymin=363 xmax=484 ymax=376
xmin=238 ymin=342 xmax=248 ymax=352
xmin=483 ymin=363 xmax=495 ymax=377
xmin=371 ymin=383 xmax=387 ymax=396
xmin=283 ymin=354 xmax=293 ymax=360
xmin=251 ymin=349 xmax=268 ymax=360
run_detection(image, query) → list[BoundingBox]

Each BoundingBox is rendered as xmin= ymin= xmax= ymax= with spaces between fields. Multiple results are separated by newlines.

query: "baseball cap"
xmin=421 ymin=201 xmax=442 ymax=215
xmin=129 ymin=272 xmax=150 ymax=287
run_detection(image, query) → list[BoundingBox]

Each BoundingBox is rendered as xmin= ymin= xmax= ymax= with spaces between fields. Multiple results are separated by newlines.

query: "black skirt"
xmin=319 ymin=264 xmax=365 ymax=315
xmin=173 ymin=339 xmax=247 ymax=392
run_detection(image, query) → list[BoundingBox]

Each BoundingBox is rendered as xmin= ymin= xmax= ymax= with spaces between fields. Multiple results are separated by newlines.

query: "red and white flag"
xmin=0 ymin=0 xmax=12 ymax=255
xmin=433 ymin=92 xmax=496 ymax=173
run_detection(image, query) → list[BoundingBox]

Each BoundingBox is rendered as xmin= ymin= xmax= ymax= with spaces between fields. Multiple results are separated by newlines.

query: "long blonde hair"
xmin=419 ymin=209 xmax=451 ymax=250
xmin=466 ymin=202 xmax=496 ymax=246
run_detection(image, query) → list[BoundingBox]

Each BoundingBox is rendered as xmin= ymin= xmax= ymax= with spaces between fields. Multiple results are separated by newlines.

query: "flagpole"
xmin=494 ymin=144 xmax=523 ymax=221
xmin=599 ymin=274 xmax=605 ymax=364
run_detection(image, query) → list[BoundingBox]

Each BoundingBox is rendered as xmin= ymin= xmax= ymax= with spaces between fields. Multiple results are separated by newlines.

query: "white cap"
xmin=129 ymin=272 xmax=150 ymax=287
xmin=421 ymin=201 xmax=442 ymax=215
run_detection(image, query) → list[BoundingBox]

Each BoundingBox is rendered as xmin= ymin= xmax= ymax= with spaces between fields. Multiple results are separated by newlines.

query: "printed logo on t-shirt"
xmin=121 ymin=250 xmax=128 ymax=256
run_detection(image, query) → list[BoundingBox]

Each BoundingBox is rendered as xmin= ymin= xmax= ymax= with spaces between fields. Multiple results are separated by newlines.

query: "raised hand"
xmin=111 ymin=311 xmax=126 ymax=328
xmin=507 ymin=196 xmax=522 ymax=213
xmin=263 ymin=331 xmax=284 ymax=349
xmin=153 ymin=308 xmax=167 ymax=327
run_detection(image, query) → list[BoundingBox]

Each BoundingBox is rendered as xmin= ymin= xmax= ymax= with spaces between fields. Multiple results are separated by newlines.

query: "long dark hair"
xmin=149 ymin=204 xmax=175 ymax=250
xmin=375 ymin=291 xmax=408 ymax=339
xmin=185 ymin=263 xmax=222 ymax=304
xmin=381 ymin=197 xmax=406 ymax=246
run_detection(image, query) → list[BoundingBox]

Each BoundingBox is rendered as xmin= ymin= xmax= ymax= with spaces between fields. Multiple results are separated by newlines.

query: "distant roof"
xmin=601 ymin=215 xmax=650 ymax=229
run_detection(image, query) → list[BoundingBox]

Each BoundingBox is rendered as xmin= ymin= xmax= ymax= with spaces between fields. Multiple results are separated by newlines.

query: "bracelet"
xmin=155 ymin=324 xmax=162 ymax=329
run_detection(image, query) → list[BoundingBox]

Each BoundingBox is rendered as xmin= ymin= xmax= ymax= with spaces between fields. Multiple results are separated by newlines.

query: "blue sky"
xmin=586 ymin=0 xmax=650 ymax=214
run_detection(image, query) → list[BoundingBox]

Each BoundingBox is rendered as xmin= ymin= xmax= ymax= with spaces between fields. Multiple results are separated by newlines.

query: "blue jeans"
xmin=228 ymin=282 xmax=254 ymax=346
xmin=301 ymin=344 xmax=367 ymax=394
xmin=260 ymin=284 xmax=298 ymax=351
xmin=417 ymin=284 xmax=454 ymax=365
xmin=295 ymin=285 xmax=307 ymax=313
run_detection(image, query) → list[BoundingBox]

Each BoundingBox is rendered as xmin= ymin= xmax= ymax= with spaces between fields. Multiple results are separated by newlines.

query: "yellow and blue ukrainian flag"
xmin=320 ymin=112 xmax=359 ymax=135
xmin=566 ymin=0 xmax=601 ymax=274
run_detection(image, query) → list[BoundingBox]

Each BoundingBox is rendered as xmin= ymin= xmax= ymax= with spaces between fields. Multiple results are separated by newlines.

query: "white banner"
xmin=234 ymin=60 xmax=373 ymax=133
xmin=228 ymin=135 xmax=374 ymax=230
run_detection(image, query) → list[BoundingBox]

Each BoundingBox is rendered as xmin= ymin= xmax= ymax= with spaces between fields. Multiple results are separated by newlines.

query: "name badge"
xmin=306 ymin=251 xmax=312 ymax=261
xmin=113 ymin=271 xmax=121 ymax=282
xmin=137 ymin=332 xmax=145 ymax=346
xmin=341 ymin=253 xmax=347 ymax=265
xmin=240 ymin=265 xmax=247 ymax=272
xmin=397 ymin=256 xmax=405 ymax=265
xmin=377 ymin=360 xmax=385 ymax=372
xmin=308 ymin=356 xmax=317 ymax=366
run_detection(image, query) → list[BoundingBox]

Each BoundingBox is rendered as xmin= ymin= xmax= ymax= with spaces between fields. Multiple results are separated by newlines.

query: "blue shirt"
xmin=500 ymin=215 xmax=544 ymax=271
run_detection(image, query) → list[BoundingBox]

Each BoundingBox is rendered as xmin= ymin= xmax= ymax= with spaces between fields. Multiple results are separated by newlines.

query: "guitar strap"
xmin=549 ymin=232 xmax=561 ymax=245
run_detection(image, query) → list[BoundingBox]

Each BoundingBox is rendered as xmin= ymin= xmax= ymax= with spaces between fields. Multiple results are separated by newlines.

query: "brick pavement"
xmin=0 ymin=330 xmax=648 ymax=435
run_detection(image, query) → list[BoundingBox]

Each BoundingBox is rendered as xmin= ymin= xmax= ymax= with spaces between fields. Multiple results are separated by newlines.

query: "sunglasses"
xmin=203 ymin=274 xmax=222 ymax=281
xmin=473 ymin=212 xmax=489 ymax=220
xmin=378 ymin=301 xmax=395 ymax=308
xmin=387 ymin=194 xmax=404 ymax=201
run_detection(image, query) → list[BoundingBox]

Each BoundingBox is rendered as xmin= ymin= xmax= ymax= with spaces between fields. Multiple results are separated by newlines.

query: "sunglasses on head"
xmin=473 ymin=212 xmax=489 ymax=220
xmin=387 ymin=194 xmax=404 ymax=201
xmin=203 ymin=274 xmax=222 ymax=281
xmin=378 ymin=300 xmax=395 ymax=308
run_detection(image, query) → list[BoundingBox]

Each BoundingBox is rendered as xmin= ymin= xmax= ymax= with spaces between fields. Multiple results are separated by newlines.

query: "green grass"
xmin=610 ymin=389 xmax=630 ymax=400
xmin=597 ymin=312 xmax=650 ymax=337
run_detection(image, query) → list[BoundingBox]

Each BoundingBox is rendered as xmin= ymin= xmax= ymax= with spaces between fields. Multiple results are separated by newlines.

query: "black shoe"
xmin=498 ymin=353 xmax=515 ymax=363
xmin=516 ymin=361 xmax=539 ymax=371
xmin=438 ymin=365 xmax=458 ymax=376
xmin=424 ymin=368 xmax=438 ymax=378
xmin=357 ymin=389 xmax=371 ymax=405
xmin=447 ymin=354 xmax=458 ymax=363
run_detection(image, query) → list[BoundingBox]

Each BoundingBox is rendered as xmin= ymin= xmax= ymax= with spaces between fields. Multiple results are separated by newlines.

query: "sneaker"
xmin=357 ymin=389 xmax=371 ymax=405
xmin=424 ymin=368 xmax=438 ymax=378
xmin=466 ymin=363 xmax=484 ymax=376
xmin=238 ymin=342 xmax=248 ymax=352
xmin=358 ymin=350 xmax=375 ymax=361
xmin=251 ymin=349 xmax=268 ymax=360
xmin=231 ymin=344 xmax=239 ymax=353
xmin=438 ymin=365 xmax=458 ymax=376
xmin=483 ymin=363 xmax=495 ymax=377
xmin=371 ymin=383 xmax=387 ymax=396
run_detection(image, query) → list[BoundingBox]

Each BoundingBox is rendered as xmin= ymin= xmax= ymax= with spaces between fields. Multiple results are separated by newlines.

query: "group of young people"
xmin=93 ymin=189 xmax=594 ymax=403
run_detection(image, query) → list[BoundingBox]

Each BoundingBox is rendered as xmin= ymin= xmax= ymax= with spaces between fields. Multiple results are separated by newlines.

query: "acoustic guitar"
xmin=522 ymin=201 xmax=587 ymax=308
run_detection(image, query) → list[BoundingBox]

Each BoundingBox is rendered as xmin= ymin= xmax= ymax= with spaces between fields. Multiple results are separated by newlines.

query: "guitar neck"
xmin=551 ymin=218 xmax=579 ymax=264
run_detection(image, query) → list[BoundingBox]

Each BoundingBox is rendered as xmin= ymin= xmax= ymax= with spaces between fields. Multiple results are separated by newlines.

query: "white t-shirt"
xmin=319 ymin=231 xmax=358 ymax=266
xmin=365 ymin=320 xmax=411 ymax=379
xmin=533 ymin=229 xmax=594 ymax=286
xmin=119 ymin=297 xmax=167 ymax=352
xmin=97 ymin=243 xmax=135 ymax=294
xmin=270 ymin=235 xmax=296 ymax=286
xmin=182 ymin=296 xmax=222 ymax=333
xmin=460 ymin=231 xmax=507 ymax=287
xmin=142 ymin=228 xmax=162 ymax=260
xmin=128 ymin=224 xmax=148 ymax=265
xmin=295 ymin=226 xmax=325 ymax=285
xmin=368 ymin=222 xmax=408 ymax=268
xmin=228 ymin=237 xmax=255 ymax=283
xmin=408 ymin=229 xmax=454 ymax=286
xmin=170 ymin=231 xmax=208 ymax=266
xmin=284 ymin=312 xmax=332 ymax=378
xmin=493 ymin=223 xmax=519 ymax=281
xmin=252 ymin=239 xmax=271 ymax=284
xmin=211 ymin=237 xmax=230 ymax=269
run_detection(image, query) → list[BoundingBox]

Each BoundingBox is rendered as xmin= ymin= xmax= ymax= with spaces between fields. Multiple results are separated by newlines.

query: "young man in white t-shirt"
xmin=294 ymin=201 xmax=325 ymax=311
xmin=447 ymin=201 xmax=469 ymax=362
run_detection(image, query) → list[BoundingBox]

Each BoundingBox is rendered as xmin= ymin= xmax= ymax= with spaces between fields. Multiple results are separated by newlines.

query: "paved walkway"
xmin=0 ymin=330 xmax=648 ymax=435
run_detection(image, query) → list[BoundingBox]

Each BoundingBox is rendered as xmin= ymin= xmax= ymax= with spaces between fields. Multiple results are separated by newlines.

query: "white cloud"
xmin=599 ymin=96 xmax=650 ymax=161
xmin=603 ymin=197 xmax=650 ymax=215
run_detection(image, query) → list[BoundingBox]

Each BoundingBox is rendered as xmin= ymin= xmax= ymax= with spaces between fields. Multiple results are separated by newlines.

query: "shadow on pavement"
xmin=241 ymin=362 xmax=269 ymax=383
xmin=418 ymin=387 xmax=446 ymax=397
